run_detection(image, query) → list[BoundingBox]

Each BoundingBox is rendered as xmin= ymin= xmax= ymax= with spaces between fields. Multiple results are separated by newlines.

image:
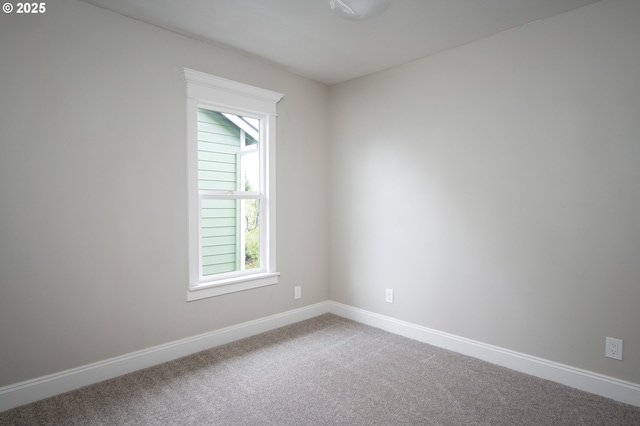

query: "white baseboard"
xmin=3 ymin=300 xmax=638 ymax=413
xmin=328 ymin=301 xmax=640 ymax=407
xmin=0 ymin=302 xmax=330 ymax=413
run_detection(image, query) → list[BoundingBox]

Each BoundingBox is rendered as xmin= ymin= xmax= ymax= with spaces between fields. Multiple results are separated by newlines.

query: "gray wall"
xmin=329 ymin=0 xmax=640 ymax=384
xmin=0 ymin=0 xmax=329 ymax=387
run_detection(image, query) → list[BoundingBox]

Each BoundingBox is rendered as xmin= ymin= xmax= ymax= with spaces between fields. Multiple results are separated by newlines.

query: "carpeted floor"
xmin=1 ymin=314 xmax=639 ymax=425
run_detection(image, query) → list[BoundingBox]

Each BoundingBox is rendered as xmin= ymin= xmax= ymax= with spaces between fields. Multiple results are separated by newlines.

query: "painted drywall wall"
xmin=0 ymin=0 xmax=329 ymax=387
xmin=329 ymin=0 xmax=640 ymax=384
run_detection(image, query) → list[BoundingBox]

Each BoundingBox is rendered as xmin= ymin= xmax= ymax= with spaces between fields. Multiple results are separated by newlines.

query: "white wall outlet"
xmin=294 ymin=286 xmax=301 ymax=300
xmin=385 ymin=288 xmax=394 ymax=303
xmin=605 ymin=337 xmax=623 ymax=360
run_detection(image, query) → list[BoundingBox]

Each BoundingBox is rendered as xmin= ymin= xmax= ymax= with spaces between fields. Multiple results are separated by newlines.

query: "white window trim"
xmin=182 ymin=68 xmax=283 ymax=301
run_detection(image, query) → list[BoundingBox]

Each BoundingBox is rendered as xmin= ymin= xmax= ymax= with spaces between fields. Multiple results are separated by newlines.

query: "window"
xmin=182 ymin=68 xmax=283 ymax=301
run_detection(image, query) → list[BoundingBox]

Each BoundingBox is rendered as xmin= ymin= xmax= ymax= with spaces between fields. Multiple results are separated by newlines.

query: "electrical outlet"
xmin=605 ymin=337 xmax=623 ymax=360
xmin=294 ymin=286 xmax=301 ymax=300
xmin=385 ymin=288 xmax=394 ymax=303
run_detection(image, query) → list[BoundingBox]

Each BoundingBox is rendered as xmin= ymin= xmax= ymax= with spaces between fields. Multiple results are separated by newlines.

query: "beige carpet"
xmin=1 ymin=314 xmax=639 ymax=425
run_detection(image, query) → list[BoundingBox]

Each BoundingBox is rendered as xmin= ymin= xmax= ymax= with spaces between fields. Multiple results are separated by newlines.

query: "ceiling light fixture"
xmin=329 ymin=0 xmax=392 ymax=21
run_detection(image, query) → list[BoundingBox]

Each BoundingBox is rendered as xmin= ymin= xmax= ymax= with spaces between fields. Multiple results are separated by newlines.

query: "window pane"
xmin=197 ymin=108 xmax=260 ymax=193
xmin=201 ymin=198 xmax=260 ymax=277
xmin=197 ymin=107 xmax=263 ymax=279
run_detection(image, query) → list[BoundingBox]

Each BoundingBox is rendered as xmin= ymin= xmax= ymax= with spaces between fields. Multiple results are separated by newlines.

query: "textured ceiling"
xmin=80 ymin=0 xmax=601 ymax=85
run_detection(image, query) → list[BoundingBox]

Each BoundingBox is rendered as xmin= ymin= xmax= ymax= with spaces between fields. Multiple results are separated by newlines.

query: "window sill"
xmin=187 ymin=272 xmax=280 ymax=301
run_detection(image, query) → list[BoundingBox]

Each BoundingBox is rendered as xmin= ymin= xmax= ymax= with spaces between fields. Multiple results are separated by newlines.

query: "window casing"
xmin=182 ymin=68 xmax=283 ymax=301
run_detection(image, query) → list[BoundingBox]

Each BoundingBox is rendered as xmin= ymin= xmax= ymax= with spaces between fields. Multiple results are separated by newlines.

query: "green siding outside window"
xmin=197 ymin=109 xmax=241 ymax=275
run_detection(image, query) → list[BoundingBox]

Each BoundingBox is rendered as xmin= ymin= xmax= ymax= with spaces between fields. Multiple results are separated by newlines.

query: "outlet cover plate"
xmin=294 ymin=286 xmax=301 ymax=300
xmin=385 ymin=288 xmax=394 ymax=303
xmin=606 ymin=337 xmax=623 ymax=360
